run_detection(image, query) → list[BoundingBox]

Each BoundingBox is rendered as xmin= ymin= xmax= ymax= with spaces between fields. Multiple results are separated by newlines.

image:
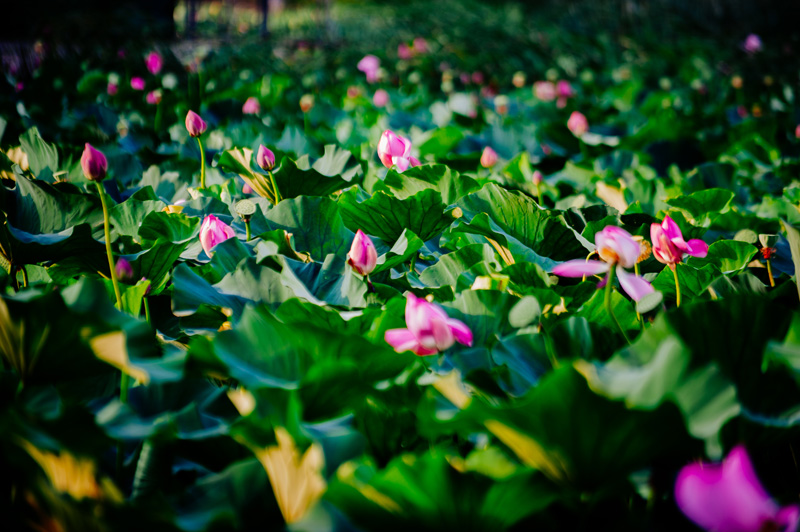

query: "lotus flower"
xmin=257 ymin=145 xmax=275 ymax=171
xmin=145 ymin=51 xmax=163 ymax=75
xmin=347 ymin=230 xmax=378 ymax=276
xmin=377 ymin=130 xmax=421 ymax=173
xmin=185 ymin=110 xmax=207 ymax=137
xmin=743 ymin=34 xmax=763 ymax=54
xmin=131 ymin=77 xmax=145 ymax=91
xmin=80 ymin=144 xmax=108 ymax=182
xmin=480 ymin=147 xmax=498 ymax=168
xmin=373 ymin=89 xmax=389 ymax=108
xmin=567 ymin=111 xmax=589 ymax=137
xmin=398 ymin=43 xmax=413 ymax=60
xmin=532 ymin=170 xmax=544 ymax=185
xmin=199 ymin=215 xmax=235 ymax=257
xmin=385 ymin=293 xmax=473 ymax=356
xmin=471 ymin=71 xmax=484 ymax=85
xmin=795 ymin=125 xmax=800 ymax=139
xmin=552 ymin=226 xmax=653 ymax=301
xmin=357 ymin=55 xmax=380 ymax=83
xmin=650 ymin=215 xmax=708 ymax=267
xmin=146 ymin=90 xmax=162 ymax=105
xmin=107 ymin=83 xmax=118 ymax=96
xmin=556 ymin=80 xmax=574 ymax=108
xmin=533 ymin=81 xmax=557 ymax=102
xmin=413 ymin=37 xmax=429 ymax=54
xmin=675 ymin=445 xmax=800 ymax=532
xmin=115 ymin=258 xmax=134 ymax=282
xmin=242 ymin=97 xmax=260 ymax=115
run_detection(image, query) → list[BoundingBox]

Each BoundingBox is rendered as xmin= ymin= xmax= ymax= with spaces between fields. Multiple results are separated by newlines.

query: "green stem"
xmin=196 ymin=136 xmax=206 ymax=189
xmin=766 ymin=258 xmax=775 ymax=287
xmin=409 ymin=253 xmax=417 ymax=275
xmin=672 ymin=265 xmax=681 ymax=307
xmin=143 ymin=296 xmax=151 ymax=323
xmin=536 ymin=183 xmax=542 ymax=206
xmin=154 ymin=102 xmax=162 ymax=133
xmin=245 ymin=219 xmax=252 ymax=241
xmin=96 ymin=181 xmax=123 ymax=310
xmin=605 ymin=265 xmax=631 ymax=344
xmin=268 ymin=170 xmax=281 ymax=204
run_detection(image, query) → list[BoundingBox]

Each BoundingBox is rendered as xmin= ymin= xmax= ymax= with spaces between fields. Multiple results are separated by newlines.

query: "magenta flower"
xmin=145 ymin=51 xmax=163 ymax=75
xmin=242 ymin=96 xmax=260 ymax=115
xmin=357 ymin=55 xmax=380 ymax=83
xmin=199 ymin=215 xmax=236 ymax=257
xmin=651 ymin=215 xmax=708 ymax=267
xmin=743 ymin=34 xmax=763 ymax=54
xmin=567 ymin=111 xmax=589 ymax=137
xmin=115 ymin=258 xmax=134 ymax=283
xmin=471 ymin=71 xmax=484 ymax=85
xmin=107 ymin=82 xmax=118 ymax=96
xmin=347 ymin=230 xmax=378 ymax=276
xmin=480 ymin=146 xmax=498 ymax=168
xmin=398 ymin=43 xmax=413 ymax=60
xmin=533 ymin=81 xmax=557 ymax=102
xmin=80 ymin=143 xmax=108 ymax=182
xmin=185 ymin=110 xmax=207 ymax=137
xmin=373 ymin=89 xmax=389 ymax=108
xmin=413 ymin=37 xmax=429 ymax=54
xmin=131 ymin=77 xmax=145 ymax=91
xmin=385 ymin=294 xmax=473 ymax=356
xmin=556 ymin=80 xmax=575 ymax=108
xmin=675 ymin=445 xmax=800 ymax=532
xmin=146 ymin=90 xmax=162 ymax=105
xmin=377 ymin=130 xmax=421 ymax=173
xmin=552 ymin=226 xmax=653 ymax=301
xmin=256 ymin=145 xmax=275 ymax=171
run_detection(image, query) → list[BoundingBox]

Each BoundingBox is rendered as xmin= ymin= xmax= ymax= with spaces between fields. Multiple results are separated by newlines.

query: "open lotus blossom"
xmin=743 ymin=34 xmax=763 ymax=54
xmin=650 ymin=215 xmax=708 ymax=267
xmin=533 ymin=81 xmax=557 ymax=102
xmin=80 ymin=143 xmax=108 ymax=182
xmin=242 ymin=97 xmax=260 ymax=115
xmin=145 ymin=51 xmax=163 ymax=75
xmin=377 ymin=130 xmax=421 ymax=173
xmin=552 ymin=226 xmax=654 ymax=301
xmin=131 ymin=77 xmax=145 ymax=91
xmin=185 ymin=110 xmax=207 ymax=137
xmin=199 ymin=215 xmax=236 ymax=257
xmin=357 ymin=55 xmax=380 ymax=83
xmin=347 ymin=230 xmax=378 ymax=276
xmin=385 ymin=293 xmax=473 ymax=356
xmin=373 ymin=89 xmax=389 ymax=108
xmin=480 ymin=146 xmax=498 ymax=168
xmin=567 ymin=111 xmax=589 ymax=137
xmin=675 ymin=445 xmax=800 ymax=532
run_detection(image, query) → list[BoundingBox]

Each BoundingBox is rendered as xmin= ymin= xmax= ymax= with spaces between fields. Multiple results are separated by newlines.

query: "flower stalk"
xmin=196 ymin=136 xmax=206 ymax=190
xmin=672 ymin=265 xmax=681 ymax=307
xmin=605 ymin=265 xmax=631 ymax=344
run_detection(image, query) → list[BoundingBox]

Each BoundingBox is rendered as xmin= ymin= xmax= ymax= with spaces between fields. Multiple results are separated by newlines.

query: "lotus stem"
xmin=605 ymin=265 xmax=631 ymax=344
xmin=536 ymin=183 xmax=542 ymax=206
xmin=766 ymin=259 xmax=775 ymax=287
xmin=245 ymin=219 xmax=252 ymax=241
xmin=143 ymin=296 xmax=151 ymax=323
xmin=672 ymin=265 xmax=681 ymax=307
xmin=268 ymin=170 xmax=281 ymax=204
xmin=196 ymin=136 xmax=206 ymax=189
xmin=96 ymin=182 xmax=123 ymax=311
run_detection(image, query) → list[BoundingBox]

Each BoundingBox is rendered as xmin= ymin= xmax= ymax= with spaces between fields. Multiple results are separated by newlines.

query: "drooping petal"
xmin=394 ymin=156 xmax=411 ymax=173
xmin=616 ymin=268 xmax=654 ymax=301
xmin=385 ymin=328 xmax=422 ymax=354
xmin=552 ymin=260 xmax=610 ymax=278
xmin=447 ymin=319 xmax=473 ymax=347
xmin=430 ymin=317 xmax=455 ymax=351
xmin=685 ymin=239 xmax=709 ymax=258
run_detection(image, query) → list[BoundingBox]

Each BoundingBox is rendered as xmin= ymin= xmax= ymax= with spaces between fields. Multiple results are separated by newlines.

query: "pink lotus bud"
xmin=131 ymin=77 xmax=145 ymax=91
xmin=567 ymin=111 xmax=589 ymax=137
xmin=107 ymin=82 xmax=118 ymax=95
xmin=650 ymin=215 xmax=708 ymax=266
xmin=256 ymin=145 xmax=275 ymax=171
xmin=533 ymin=81 xmax=557 ymax=101
xmin=795 ymin=125 xmax=800 ymax=139
xmin=377 ymin=130 xmax=413 ymax=169
xmin=556 ymin=80 xmax=575 ymax=99
xmin=299 ymin=94 xmax=314 ymax=112
xmin=145 ymin=51 xmax=163 ymax=75
xmin=80 ymin=143 xmax=108 ymax=182
xmin=185 ymin=110 xmax=207 ymax=137
xmin=115 ymin=258 xmax=134 ymax=282
xmin=532 ymin=170 xmax=543 ymax=185
xmin=471 ymin=71 xmax=484 ymax=85
xmin=480 ymin=147 xmax=498 ymax=168
xmin=347 ymin=230 xmax=378 ymax=276
xmin=357 ymin=55 xmax=380 ymax=83
xmin=146 ymin=90 xmax=162 ymax=105
xmin=199 ymin=215 xmax=236 ymax=257
xmin=384 ymin=293 xmax=473 ymax=356
xmin=398 ymin=43 xmax=413 ymax=60
xmin=242 ymin=97 xmax=260 ymax=115
xmin=675 ymin=445 xmax=799 ymax=532
xmin=243 ymin=183 xmax=253 ymax=195
xmin=459 ymin=72 xmax=470 ymax=85
xmin=373 ymin=89 xmax=389 ymax=108
xmin=413 ymin=37 xmax=429 ymax=54
xmin=743 ymin=34 xmax=763 ymax=54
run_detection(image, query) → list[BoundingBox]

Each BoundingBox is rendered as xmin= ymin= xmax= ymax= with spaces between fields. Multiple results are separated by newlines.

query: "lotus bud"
xmin=131 ymin=77 xmax=145 ymax=91
xmin=480 ymin=147 xmax=498 ymax=168
xmin=532 ymin=170 xmax=544 ymax=186
xmin=115 ymin=258 xmax=134 ymax=282
xmin=107 ymin=83 xmax=118 ymax=95
xmin=146 ymin=90 xmax=162 ymax=105
xmin=373 ymin=89 xmax=389 ymax=108
xmin=567 ymin=111 xmax=589 ymax=137
xmin=145 ymin=51 xmax=163 ymax=75
xmin=347 ymin=230 xmax=378 ymax=276
xmin=185 ymin=110 xmax=207 ymax=137
xmin=256 ymin=145 xmax=275 ymax=171
xmin=80 ymin=143 xmax=108 ymax=182
xmin=242 ymin=96 xmax=260 ymax=115
xmin=199 ymin=215 xmax=236 ymax=257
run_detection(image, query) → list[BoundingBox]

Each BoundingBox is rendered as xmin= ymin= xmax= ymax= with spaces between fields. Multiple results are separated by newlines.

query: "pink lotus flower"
xmin=385 ymin=293 xmax=473 ymax=356
xmin=347 ymin=230 xmax=378 ymax=276
xmin=533 ymin=81 xmax=557 ymax=102
xmin=413 ymin=37 xmax=429 ymax=54
xmin=480 ymin=146 xmax=498 ymax=168
xmin=398 ymin=43 xmax=413 ymax=60
xmin=357 ymin=55 xmax=380 ymax=83
xmin=552 ymin=226 xmax=653 ymax=301
xmin=80 ymin=143 xmax=108 ymax=182
xmin=650 ymin=215 xmax=708 ymax=267
xmin=675 ymin=445 xmax=800 ymax=532
xmin=115 ymin=258 xmax=134 ymax=282
xmin=243 ymin=183 xmax=253 ymax=195
xmin=471 ymin=71 xmax=484 ymax=85
xmin=795 ymin=125 xmax=800 ymax=139
xmin=743 ymin=34 xmax=763 ymax=54
xmin=373 ymin=89 xmax=389 ymax=108
xmin=377 ymin=130 xmax=420 ymax=173
xmin=146 ymin=51 xmax=163 ymax=75
xmin=556 ymin=80 xmax=575 ymax=108
xmin=131 ymin=77 xmax=145 ymax=91
xmin=107 ymin=82 xmax=118 ymax=96
xmin=242 ymin=97 xmax=260 ymax=115
xmin=532 ymin=170 xmax=543 ymax=185
xmin=256 ymin=144 xmax=275 ymax=171
xmin=567 ymin=111 xmax=589 ymax=137
xmin=185 ymin=110 xmax=207 ymax=137
xmin=199 ymin=215 xmax=235 ymax=257
xmin=146 ymin=90 xmax=162 ymax=105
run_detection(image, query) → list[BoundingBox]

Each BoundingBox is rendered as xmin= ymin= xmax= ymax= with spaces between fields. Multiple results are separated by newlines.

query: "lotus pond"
xmin=2 ymin=1 xmax=800 ymax=531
